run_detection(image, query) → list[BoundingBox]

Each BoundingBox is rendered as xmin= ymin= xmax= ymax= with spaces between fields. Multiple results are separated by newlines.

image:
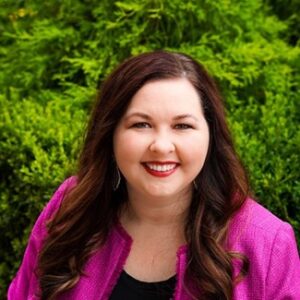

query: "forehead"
xmin=124 ymin=78 xmax=203 ymax=115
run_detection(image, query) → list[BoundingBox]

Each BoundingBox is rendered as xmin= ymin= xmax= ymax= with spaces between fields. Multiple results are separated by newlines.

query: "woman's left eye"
xmin=174 ymin=124 xmax=193 ymax=129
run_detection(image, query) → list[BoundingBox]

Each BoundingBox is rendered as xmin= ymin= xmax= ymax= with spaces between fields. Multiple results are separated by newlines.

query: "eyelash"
xmin=174 ymin=124 xmax=193 ymax=130
xmin=131 ymin=122 xmax=193 ymax=130
xmin=131 ymin=122 xmax=151 ymax=128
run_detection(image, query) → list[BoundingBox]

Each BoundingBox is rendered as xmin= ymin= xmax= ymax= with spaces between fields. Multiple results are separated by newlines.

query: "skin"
xmin=113 ymin=78 xmax=210 ymax=282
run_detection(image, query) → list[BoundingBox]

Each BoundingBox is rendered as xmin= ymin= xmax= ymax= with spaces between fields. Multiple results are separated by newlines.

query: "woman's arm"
xmin=7 ymin=177 xmax=76 ymax=300
xmin=265 ymin=222 xmax=300 ymax=299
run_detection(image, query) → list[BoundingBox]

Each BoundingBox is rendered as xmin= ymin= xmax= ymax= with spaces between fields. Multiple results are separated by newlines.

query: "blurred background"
xmin=0 ymin=0 xmax=299 ymax=296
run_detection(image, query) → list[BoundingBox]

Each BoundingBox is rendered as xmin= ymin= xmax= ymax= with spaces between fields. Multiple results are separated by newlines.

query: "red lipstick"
xmin=142 ymin=162 xmax=178 ymax=178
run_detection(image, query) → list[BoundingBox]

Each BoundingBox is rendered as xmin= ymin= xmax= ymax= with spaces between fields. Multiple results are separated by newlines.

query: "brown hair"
xmin=37 ymin=50 xmax=249 ymax=299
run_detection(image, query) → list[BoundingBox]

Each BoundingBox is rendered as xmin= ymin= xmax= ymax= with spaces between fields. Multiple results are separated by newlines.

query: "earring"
xmin=193 ymin=180 xmax=198 ymax=190
xmin=113 ymin=166 xmax=121 ymax=191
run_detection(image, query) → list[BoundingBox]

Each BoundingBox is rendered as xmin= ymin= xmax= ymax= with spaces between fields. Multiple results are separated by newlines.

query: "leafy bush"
xmin=0 ymin=92 xmax=87 ymax=293
xmin=0 ymin=0 xmax=299 ymax=297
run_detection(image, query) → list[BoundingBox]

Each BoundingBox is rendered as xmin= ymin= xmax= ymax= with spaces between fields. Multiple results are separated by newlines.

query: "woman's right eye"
xmin=131 ymin=122 xmax=151 ymax=128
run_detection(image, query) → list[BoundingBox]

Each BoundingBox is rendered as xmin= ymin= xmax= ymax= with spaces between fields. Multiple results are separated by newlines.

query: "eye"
xmin=174 ymin=123 xmax=193 ymax=130
xmin=132 ymin=122 xmax=151 ymax=128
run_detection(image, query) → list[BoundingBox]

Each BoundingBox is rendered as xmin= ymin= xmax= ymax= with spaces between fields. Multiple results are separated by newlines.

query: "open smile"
xmin=142 ymin=162 xmax=179 ymax=177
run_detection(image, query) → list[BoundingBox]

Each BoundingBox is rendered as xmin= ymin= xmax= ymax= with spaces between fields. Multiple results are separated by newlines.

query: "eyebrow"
xmin=124 ymin=112 xmax=199 ymax=122
xmin=173 ymin=114 xmax=199 ymax=122
xmin=124 ymin=112 xmax=152 ymax=121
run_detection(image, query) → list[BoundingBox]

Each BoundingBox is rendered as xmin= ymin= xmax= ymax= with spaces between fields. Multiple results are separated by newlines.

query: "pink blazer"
xmin=8 ymin=177 xmax=300 ymax=299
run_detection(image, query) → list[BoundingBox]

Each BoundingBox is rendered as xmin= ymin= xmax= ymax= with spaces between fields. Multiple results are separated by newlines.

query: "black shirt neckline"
xmin=109 ymin=270 xmax=176 ymax=299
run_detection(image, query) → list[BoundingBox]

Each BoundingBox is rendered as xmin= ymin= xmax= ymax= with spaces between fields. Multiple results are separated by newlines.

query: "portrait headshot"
xmin=2 ymin=1 xmax=300 ymax=300
xmin=7 ymin=50 xmax=300 ymax=299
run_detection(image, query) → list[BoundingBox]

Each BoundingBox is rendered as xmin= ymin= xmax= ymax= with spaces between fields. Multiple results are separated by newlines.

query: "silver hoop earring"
xmin=113 ymin=166 xmax=121 ymax=191
xmin=193 ymin=180 xmax=198 ymax=190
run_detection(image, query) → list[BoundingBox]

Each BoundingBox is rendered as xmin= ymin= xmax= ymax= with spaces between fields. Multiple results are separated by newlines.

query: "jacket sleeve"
xmin=7 ymin=177 xmax=76 ymax=300
xmin=265 ymin=222 xmax=300 ymax=299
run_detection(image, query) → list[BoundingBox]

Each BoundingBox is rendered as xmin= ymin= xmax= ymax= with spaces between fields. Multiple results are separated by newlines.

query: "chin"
xmin=138 ymin=184 xmax=169 ymax=197
xmin=144 ymin=184 xmax=187 ymax=199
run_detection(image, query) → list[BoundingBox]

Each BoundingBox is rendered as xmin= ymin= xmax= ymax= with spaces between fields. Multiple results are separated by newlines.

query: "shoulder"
xmin=43 ymin=176 xmax=77 ymax=217
xmin=229 ymin=197 xmax=299 ymax=272
xmin=230 ymin=198 xmax=293 ymax=238
xmin=228 ymin=197 xmax=298 ymax=259
xmin=30 ymin=176 xmax=78 ymax=239
xmin=230 ymin=199 xmax=300 ymax=299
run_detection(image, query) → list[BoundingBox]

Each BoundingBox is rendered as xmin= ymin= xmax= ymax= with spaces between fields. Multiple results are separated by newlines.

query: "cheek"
xmin=180 ymin=134 xmax=210 ymax=166
xmin=114 ymin=131 xmax=147 ymax=162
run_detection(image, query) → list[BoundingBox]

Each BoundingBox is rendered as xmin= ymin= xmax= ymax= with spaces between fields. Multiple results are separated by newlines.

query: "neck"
xmin=121 ymin=188 xmax=192 ymax=230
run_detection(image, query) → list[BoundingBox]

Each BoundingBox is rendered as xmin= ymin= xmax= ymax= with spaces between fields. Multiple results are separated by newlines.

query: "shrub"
xmin=0 ymin=92 xmax=87 ymax=293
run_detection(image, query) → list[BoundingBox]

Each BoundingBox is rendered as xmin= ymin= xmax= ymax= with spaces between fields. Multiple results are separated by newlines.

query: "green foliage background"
xmin=0 ymin=0 xmax=299 ymax=296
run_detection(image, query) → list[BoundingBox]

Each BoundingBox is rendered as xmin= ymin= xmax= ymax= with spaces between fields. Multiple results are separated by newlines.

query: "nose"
xmin=149 ymin=132 xmax=175 ymax=154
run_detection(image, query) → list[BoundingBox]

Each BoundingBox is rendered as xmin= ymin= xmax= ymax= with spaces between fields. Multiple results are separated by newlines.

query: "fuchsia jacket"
xmin=8 ymin=177 xmax=300 ymax=299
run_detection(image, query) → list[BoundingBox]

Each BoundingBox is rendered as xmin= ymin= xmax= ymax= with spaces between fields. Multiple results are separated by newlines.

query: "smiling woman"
xmin=8 ymin=51 xmax=300 ymax=300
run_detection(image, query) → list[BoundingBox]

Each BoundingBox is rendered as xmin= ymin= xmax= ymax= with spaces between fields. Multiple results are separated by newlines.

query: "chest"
xmin=123 ymin=238 xmax=178 ymax=282
xmin=60 ymin=231 xmax=190 ymax=300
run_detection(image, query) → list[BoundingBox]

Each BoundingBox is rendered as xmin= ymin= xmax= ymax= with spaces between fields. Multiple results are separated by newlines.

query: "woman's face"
xmin=113 ymin=78 xmax=210 ymax=201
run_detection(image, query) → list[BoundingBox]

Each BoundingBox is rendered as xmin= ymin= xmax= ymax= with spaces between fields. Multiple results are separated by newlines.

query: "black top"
xmin=109 ymin=270 xmax=176 ymax=300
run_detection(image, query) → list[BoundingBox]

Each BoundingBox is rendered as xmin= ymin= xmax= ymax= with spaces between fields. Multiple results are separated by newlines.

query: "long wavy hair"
xmin=37 ymin=50 xmax=249 ymax=299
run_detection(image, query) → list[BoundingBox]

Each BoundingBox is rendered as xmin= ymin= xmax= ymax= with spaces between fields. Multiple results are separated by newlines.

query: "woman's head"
xmin=81 ymin=51 xmax=237 ymax=200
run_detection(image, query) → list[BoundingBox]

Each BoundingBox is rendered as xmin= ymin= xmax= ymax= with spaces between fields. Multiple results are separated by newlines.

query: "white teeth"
xmin=146 ymin=163 xmax=176 ymax=172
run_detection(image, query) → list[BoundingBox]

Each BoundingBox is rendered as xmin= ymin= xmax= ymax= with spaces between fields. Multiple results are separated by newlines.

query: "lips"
xmin=142 ymin=162 xmax=178 ymax=177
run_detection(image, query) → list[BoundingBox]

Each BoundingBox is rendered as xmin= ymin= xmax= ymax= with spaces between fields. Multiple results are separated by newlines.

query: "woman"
xmin=8 ymin=51 xmax=300 ymax=300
